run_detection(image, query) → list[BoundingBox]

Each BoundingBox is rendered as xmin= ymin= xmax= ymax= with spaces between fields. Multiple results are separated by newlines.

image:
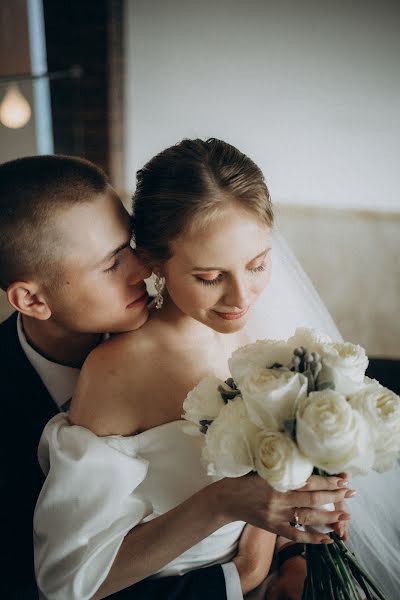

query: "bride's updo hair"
xmin=132 ymin=138 xmax=273 ymax=263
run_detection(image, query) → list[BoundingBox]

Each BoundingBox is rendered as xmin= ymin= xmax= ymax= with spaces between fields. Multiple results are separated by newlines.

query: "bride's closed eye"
xmin=195 ymin=274 xmax=223 ymax=286
xmin=249 ymin=263 xmax=267 ymax=274
xmin=195 ymin=262 xmax=268 ymax=286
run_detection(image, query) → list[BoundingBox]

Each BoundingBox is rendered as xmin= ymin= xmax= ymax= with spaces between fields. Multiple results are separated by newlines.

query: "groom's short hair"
xmin=0 ymin=155 xmax=109 ymax=290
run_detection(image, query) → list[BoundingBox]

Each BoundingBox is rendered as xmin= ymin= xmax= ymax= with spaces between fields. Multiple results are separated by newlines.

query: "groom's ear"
xmin=6 ymin=281 xmax=52 ymax=320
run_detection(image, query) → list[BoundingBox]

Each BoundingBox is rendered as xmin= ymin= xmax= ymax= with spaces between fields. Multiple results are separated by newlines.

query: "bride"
xmin=34 ymin=138 xmax=358 ymax=600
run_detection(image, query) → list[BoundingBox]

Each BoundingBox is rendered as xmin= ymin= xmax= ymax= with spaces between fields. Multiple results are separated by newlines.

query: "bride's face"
xmin=162 ymin=204 xmax=272 ymax=333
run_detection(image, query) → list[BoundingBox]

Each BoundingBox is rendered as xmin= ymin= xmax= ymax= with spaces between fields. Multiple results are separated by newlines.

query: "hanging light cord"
xmin=0 ymin=66 xmax=83 ymax=87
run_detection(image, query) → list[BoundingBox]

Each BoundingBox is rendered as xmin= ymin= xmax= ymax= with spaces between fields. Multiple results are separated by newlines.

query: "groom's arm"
xmin=104 ymin=564 xmax=229 ymax=600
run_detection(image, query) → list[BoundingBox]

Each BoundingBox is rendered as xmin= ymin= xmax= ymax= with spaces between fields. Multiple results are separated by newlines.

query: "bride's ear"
xmin=6 ymin=280 xmax=52 ymax=320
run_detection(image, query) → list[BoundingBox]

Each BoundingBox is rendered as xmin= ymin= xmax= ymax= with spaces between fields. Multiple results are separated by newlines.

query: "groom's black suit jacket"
xmin=0 ymin=312 xmax=227 ymax=599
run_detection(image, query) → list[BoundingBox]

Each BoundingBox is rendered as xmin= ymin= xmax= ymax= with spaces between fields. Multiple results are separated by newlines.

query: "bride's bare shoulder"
xmin=69 ymin=322 xmax=163 ymax=435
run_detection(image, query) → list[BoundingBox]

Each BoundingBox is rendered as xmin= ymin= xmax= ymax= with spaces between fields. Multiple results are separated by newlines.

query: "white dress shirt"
xmin=17 ymin=314 xmax=79 ymax=410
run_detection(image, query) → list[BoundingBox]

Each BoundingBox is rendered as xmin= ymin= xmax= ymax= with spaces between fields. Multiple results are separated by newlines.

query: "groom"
xmin=1 ymin=155 xmax=343 ymax=600
xmin=0 ymin=155 xmax=231 ymax=600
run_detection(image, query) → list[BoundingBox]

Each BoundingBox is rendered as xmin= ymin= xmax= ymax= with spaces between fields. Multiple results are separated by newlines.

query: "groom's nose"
xmin=128 ymin=251 xmax=152 ymax=283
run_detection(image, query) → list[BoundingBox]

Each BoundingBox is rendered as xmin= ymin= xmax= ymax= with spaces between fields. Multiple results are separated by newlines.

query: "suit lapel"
xmin=1 ymin=312 xmax=59 ymax=429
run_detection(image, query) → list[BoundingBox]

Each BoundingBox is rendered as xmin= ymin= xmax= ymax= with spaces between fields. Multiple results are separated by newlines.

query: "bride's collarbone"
xmin=165 ymin=332 xmax=241 ymax=366
xmin=118 ymin=330 xmax=246 ymax=433
xmin=123 ymin=372 xmax=204 ymax=433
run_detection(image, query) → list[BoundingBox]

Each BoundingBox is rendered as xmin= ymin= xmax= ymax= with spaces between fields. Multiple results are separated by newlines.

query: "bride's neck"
xmin=152 ymin=295 xmax=219 ymax=342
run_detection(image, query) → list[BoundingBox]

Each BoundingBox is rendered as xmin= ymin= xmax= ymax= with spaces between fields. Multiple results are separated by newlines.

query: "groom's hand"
xmin=267 ymin=555 xmax=307 ymax=600
xmin=215 ymin=473 xmax=354 ymax=544
xmin=232 ymin=524 xmax=275 ymax=594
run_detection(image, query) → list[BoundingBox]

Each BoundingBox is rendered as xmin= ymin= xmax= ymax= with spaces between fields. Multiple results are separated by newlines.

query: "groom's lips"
xmin=213 ymin=306 xmax=249 ymax=320
xmin=126 ymin=291 xmax=149 ymax=309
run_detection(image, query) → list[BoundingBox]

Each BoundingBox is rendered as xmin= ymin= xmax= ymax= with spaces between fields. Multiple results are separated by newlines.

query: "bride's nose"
xmin=223 ymin=276 xmax=250 ymax=310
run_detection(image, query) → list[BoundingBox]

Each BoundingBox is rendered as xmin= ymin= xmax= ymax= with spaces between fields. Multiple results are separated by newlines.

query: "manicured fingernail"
xmin=345 ymin=489 xmax=357 ymax=498
xmin=337 ymin=479 xmax=349 ymax=487
xmin=339 ymin=512 xmax=351 ymax=520
xmin=322 ymin=538 xmax=333 ymax=544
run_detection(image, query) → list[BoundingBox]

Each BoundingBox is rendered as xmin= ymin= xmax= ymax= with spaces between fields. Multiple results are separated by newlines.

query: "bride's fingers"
xmin=331 ymin=499 xmax=350 ymax=539
xmin=289 ymin=487 xmax=356 ymax=508
xmin=287 ymin=507 xmax=351 ymax=527
xmin=277 ymin=524 xmax=332 ymax=545
xmin=332 ymin=520 xmax=349 ymax=541
xmin=298 ymin=474 xmax=349 ymax=491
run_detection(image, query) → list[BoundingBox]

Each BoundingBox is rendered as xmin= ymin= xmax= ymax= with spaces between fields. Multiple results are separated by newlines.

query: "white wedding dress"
xmin=34 ymin=414 xmax=245 ymax=600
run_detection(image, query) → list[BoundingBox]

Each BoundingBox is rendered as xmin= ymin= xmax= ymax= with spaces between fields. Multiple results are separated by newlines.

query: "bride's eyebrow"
xmin=247 ymin=247 xmax=271 ymax=265
xmin=192 ymin=248 xmax=270 ymax=272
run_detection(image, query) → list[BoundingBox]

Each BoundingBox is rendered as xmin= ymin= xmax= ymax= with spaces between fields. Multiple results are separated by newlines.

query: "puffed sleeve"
xmin=34 ymin=413 xmax=153 ymax=600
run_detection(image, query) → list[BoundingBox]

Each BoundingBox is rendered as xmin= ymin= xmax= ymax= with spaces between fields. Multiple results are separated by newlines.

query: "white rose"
xmin=240 ymin=368 xmax=308 ymax=430
xmin=317 ymin=342 xmax=368 ymax=394
xmin=296 ymin=389 xmax=374 ymax=474
xmin=203 ymin=398 xmax=259 ymax=477
xmin=288 ymin=327 xmax=333 ymax=351
xmin=254 ymin=430 xmax=313 ymax=492
xmin=348 ymin=380 xmax=400 ymax=472
xmin=229 ymin=339 xmax=293 ymax=386
xmin=182 ymin=375 xmax=227 ymax=434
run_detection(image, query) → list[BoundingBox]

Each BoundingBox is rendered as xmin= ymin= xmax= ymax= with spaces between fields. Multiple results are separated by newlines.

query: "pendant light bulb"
xmin=0 ymin=83 xmax=32 ymax=129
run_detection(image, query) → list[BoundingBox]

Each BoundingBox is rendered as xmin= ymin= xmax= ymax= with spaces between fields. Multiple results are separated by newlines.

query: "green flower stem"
xmin=321 ymin=544 xmax=353 ymax=600
xmin=326 ymin=572 xmax=337 ymax=600
xmin=332 ymin=581 xmax=347 ymax=600
xmin=348 ymin=564 xmax=375 ymax=600
xmin=331 ymin=542 xmax=361 ymax=600
xmin=303 ymin=545 xmax=317 ymax=600
xmin=302 ymin=573 xmax=310 ymax=600
xmin=312 ymin=546 xmax=329 ymax=598
xmin=333 ymin=536 xmax=386 ymax=600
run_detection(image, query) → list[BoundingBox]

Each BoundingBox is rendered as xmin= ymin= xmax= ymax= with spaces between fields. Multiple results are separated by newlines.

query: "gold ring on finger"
xmin=289 ymin=508 xmax=302 ymax=528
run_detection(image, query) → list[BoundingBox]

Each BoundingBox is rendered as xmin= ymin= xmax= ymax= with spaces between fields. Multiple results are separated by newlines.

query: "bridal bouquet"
xmin=183 ymin=328 xmax=400 ymax=600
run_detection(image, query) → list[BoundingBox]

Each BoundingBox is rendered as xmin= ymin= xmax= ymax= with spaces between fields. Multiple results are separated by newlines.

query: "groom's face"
xmin=43 ymin=189 xmax=151 ymax=334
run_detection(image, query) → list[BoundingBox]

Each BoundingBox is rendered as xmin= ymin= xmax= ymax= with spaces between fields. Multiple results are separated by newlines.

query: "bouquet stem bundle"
xmin=303 ymin=532 xmax=386 ymax=600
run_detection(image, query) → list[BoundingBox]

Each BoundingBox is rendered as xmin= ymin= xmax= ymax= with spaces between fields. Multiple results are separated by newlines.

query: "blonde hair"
xmin=132 ymin=138 xmax=273 ymax=263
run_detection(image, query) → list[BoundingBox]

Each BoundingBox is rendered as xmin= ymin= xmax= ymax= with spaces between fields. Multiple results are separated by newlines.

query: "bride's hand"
xmin=214 ymin=473 xmax=354 ymax=544
xmin=232 ymin=524 xmax=275 ymax=594
xmin=330 ymin=472 xmax=350 ymax=541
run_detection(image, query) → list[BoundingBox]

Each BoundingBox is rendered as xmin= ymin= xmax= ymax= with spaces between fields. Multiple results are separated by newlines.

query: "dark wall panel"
xmin=43 ymin=0 xmax=110 ymax=174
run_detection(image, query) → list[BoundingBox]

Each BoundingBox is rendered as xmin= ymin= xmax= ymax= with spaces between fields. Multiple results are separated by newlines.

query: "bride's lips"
xmin=126 ymin=291 xmax=149 ymax=309
xmin=212 ymin=306 xmax=250 ymax=320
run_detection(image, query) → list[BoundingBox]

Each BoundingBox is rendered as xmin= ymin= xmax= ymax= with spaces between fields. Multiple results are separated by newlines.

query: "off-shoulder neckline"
xmin=61 ymin=413 xmax=186 ymax=441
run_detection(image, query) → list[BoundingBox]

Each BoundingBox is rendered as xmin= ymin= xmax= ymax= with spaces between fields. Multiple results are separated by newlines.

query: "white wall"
xmin=124 ymin=0 xmax=400 ymax=212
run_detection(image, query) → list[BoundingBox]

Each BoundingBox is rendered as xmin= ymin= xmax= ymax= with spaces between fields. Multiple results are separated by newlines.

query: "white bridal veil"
xmin=249 ymin=230 xmax=399 ymax=600
xmin=246 ymin=228 xmax=342 ymax=343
